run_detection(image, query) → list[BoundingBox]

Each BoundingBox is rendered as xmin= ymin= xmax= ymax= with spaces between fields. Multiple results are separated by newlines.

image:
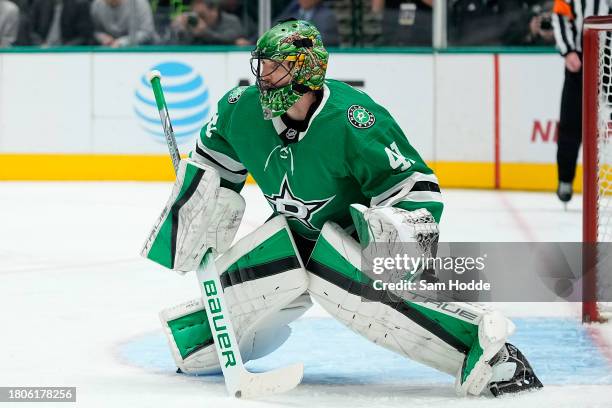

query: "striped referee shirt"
xmin=552 ymin=0 xmax=612 ymax=55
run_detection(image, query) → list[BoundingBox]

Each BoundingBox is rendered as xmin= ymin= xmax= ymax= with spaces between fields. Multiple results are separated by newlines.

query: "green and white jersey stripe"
xmin=371 ymin=172 xmax=442 ymax=207
xmin=193 ymin=137 xmax=247 ymax=185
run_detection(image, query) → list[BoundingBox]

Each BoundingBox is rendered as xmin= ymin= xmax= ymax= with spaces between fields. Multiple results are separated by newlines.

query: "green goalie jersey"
xmin=191 ymin=79 xmax=443 ymax=241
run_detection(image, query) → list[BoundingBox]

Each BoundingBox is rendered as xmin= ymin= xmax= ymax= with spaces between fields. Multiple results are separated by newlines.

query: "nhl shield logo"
xmin=286 ymin=128 xmax=298 ymax=139
xmin=347 ymin=105 xmax=375 ymax=129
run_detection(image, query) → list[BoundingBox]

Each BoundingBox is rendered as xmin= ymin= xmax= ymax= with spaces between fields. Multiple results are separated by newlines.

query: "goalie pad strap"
xmin=220 ymin=256 xmax=302 ymax=289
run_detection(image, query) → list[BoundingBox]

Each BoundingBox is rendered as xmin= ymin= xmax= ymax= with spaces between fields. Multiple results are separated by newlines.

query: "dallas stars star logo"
xmin=264 ymin=175 xmax=335 ymax=231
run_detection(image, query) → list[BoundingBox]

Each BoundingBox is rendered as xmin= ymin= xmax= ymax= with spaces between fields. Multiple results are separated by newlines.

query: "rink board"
xmin=0 ymin=49 xmax=572 ymax=191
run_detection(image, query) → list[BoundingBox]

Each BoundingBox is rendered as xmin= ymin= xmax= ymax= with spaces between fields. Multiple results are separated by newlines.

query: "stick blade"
xmin=237 ymin=362 xmax=304 ymax=399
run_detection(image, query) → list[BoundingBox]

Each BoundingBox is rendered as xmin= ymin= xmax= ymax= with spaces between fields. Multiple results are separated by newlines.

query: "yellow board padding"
xmin=0 ymin=154 xmax=583 ymax=192
xmin=501 ymin=162 xmax=583 ymax=192
xmin=430 ymin=161 xmax=495 ymax=189
xmin=0 ymin=154 xmax=181 ymax=181
xmin=431 ymin=161 xmax=583 ymax=192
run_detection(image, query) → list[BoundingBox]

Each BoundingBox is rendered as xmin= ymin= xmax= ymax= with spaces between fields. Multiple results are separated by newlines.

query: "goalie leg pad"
xmin=306 ymin=222 xmax=465 ymax=375
xmin=141 ymin=159 xmax=245 ymax=272
xmin=160 ymin=216 xmax=311 ymax=374
xmin=306 ymin=222 xmax=514 ymax=395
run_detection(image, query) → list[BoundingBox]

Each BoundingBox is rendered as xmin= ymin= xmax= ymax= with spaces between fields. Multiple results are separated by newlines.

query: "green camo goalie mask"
xmin=250 ymin=19 xmax=329 ymax=119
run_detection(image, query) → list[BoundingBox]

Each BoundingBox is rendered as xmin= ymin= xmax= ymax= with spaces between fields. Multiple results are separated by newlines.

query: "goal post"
xmin=582 ymin=16 xmax=612 ymax=323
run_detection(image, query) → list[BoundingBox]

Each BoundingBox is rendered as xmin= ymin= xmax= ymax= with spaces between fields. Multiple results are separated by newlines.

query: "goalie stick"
xmin=148 ymin=70 xmax=304 ymax=399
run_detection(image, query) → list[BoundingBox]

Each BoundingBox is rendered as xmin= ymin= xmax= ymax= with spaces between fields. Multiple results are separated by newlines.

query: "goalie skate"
xmin=488 ymin=343 xmax=543 ymax=397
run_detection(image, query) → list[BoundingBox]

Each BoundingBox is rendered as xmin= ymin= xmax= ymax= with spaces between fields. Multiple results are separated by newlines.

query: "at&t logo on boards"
xmin=134 ymin=61 xmax=210 ymax=145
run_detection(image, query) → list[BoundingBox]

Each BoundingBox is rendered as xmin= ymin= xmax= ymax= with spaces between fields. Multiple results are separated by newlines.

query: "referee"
xmin=552 ymin=0 xmax=611 ymax=203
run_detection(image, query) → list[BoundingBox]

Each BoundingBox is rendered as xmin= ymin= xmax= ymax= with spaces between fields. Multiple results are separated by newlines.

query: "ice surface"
xmin=0 ymin=182 xmax=610 ymax=407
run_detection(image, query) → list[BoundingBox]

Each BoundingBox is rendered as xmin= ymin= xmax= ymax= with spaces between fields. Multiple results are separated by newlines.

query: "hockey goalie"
xmin=141 ymin=19 xmax=543 ymax=397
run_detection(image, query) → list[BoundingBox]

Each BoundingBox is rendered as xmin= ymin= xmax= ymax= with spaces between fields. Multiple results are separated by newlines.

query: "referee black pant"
xmin=557 ymin=64 xmax=583 ymax=183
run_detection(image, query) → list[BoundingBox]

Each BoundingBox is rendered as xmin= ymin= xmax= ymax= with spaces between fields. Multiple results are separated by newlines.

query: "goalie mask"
xmin=250 ymin=19 xmax=329 ymax=120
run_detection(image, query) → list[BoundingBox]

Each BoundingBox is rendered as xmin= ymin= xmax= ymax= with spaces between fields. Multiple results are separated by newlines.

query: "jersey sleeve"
xmin=347 ymin=118 xmax=443 ymax=223
xmin=552 ymin=0 xmax=577 ymax=56
xmin=190 ymin=89 xmax=248 ymax=193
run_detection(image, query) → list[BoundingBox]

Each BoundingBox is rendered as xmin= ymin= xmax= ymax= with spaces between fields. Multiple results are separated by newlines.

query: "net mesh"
xmin=595 ymin=30 xmax=612 ymax=316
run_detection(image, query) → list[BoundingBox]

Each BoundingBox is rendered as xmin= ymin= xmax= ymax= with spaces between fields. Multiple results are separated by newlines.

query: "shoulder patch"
xmin=347 ymin=105 xmax=375 ymax=129
xmin=227 ymin=86 xmax=247 ymax=104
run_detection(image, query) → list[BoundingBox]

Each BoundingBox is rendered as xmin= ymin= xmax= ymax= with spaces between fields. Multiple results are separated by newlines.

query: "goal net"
xmin=583 ymin=16 xmax=612 ymax=322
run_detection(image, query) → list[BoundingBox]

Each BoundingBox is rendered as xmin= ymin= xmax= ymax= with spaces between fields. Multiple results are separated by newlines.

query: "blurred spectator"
xmin=150 ymin=0 xmax=186 ymax=44
xmin=0 ymin=0 xmax=20 ymax=47
xmin=448 ymin=0 xmax=555 ymax=46
xmin=275 ymin=0 xmax=339 ymax=46
xmin=220 ymin=0 xmax=256 ymax=39
xmin=502 ymin=1 xmax=555 ymax=46
xmin=171 ymin=0 xmax=248 ymax=45
xmin=377 ymin=0 xmax=433 ymax=46
xmin=331 ymin=0 xmax=381 ymax=46
xmin=11 ymin=0 xmax=30 ymax=10
xmin=91 ymin=0 xmax=156 ymax=47
xmin=448 ymin=0 xmax=506 ymax=45
xmin=29 ymin=0 xmax=94 ymax=46
xmin=6 ymin=0 xmax=33 ymax=46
